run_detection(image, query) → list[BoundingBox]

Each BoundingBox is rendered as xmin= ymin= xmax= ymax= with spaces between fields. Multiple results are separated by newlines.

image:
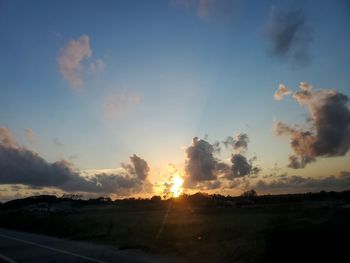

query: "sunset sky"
xmin=1 ymin=0 xmax=349 ymax=201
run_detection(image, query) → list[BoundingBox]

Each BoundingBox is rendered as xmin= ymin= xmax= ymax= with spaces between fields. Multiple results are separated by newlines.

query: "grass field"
xmin=1 ymin=200 xmax=350 ymax=262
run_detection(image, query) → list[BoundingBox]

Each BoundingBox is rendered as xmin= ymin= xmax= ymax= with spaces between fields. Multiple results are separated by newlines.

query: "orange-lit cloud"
xmin=58 ymin=35 xmax=105 ymax=89
xmin=274 ymin=84 xmax=291 ymax=100
xmin=274 ymin=82 xmax=350 ymax=168
xmin=24 ymin=128 xmax=35 ymax=142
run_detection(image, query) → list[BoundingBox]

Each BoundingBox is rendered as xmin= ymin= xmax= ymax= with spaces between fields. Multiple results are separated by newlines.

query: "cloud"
xmin=287 ymin=154 xmax=315 ymax=169
xmin=171 ymin=0 xmax=238 ymax=21
xmin=184 ymin=137 xmax=229 ymax=189
xmin=254 ymin=172 xmax=350 ymax=194
xmin=185 ymin=137 xmax=221 ymax=182
xmin=275 ymin=82 xmax=350 ymax=168
xmin=191 ymin=179 xmax=222 ymax=191
xmin=122 ymin=154 xmax=150 ymax=180
xmin=89 ymin=58 xmax=106 ymax=74
xmin=274 ymin=122 xmax=316 ymax=169
xmin=263 ymin=7 xmax=313 ymax=65
xmin=103 ymin=92 xmax=141 ymax=121
xmin=226 ymin=177 xmax=251 ymax=191
xmin=274 ymin=84 xmax=291 ymax=100
xmin=0 ymin=127 xmax=151 ymax=196
xmin=222 ymin=133 xmax=249 ymax=153
xmin=58 ymin=35 xmax=105 ymax=89
xmin=222 ymin=134 xmax=260 ymax=179
xmin=184 ymin=134 xmax=259 ymax=189
xmin=230 ymin=154 xmax=260 ymax=178
xmin=58 ymin=35 xmax=91 ymax=88
xmin=0 ymin=127 xmax=16 ymax=148
xmin=225 ymin=171 xmax=350 ymax=194
xmin=24 ymin=128 xmax=35 ymax=142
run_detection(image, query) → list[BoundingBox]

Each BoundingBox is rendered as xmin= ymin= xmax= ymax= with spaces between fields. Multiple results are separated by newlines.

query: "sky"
xmin=0 ymin=0 xmax=350 ymax=201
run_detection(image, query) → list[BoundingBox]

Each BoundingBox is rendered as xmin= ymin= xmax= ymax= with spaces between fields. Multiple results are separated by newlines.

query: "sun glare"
xmin=170 ymin=175 xmax=184 ymax=197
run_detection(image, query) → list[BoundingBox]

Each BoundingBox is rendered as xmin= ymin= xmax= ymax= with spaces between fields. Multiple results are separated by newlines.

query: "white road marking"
xmin=0 ymin=253 xmax=18 ymax=263
xmin=0 ymin=233 xmax=106 ymax=263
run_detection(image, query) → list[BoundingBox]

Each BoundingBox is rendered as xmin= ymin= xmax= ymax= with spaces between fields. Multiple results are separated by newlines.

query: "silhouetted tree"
xmin=151 ymin=195 xmax=161 ymax=202
xmin=241 ymin=189 xmax=257 ymax=198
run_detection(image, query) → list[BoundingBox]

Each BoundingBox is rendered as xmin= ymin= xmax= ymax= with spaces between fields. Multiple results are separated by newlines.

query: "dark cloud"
xmin=255 ymin=172 xmax=350 ymax=194
xmin=184 ymin=134 xmax=259 ymax=189
xmin=287 ymin=155 xmax=315 ymax=169
xmin=231 ymin=154 xmax=252 ymax=177
xmin=230 ymin=154 xmax=260 ymax=178
xmin=340 ymin=171 xmax=350 ymax=177
xmin=122 ymin=154 xmax=150 ymax=180
xmin=0 ymin=127 xmax=151 ymax=196
xmin=80 ymin=172 xmax=149 ymax=196
xmin=275 ymin=83 xmax=350 ymax=168
xmin=193 ymin=180 xmax=222 ymax=190
xmin=226 ymin=177 xmax=251 ymax=191
xmin=223 ymin=134 xmax=260 ymax=179
xmin=223 ymin=133 xmax=249 ymax=153
xmin=226 ymin=171 xmax=350 ymax=194
xmin=185 ymin=137 xmax=224 ymax=182
xmin=263 ymin=7 xmax=313 ymax=65
xmin=184 ymin=137 xmax=229 ymax=189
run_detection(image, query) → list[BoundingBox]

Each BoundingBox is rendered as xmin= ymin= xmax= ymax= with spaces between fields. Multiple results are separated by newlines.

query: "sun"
xmin=170 ymin=174 xmax=184 ymax=197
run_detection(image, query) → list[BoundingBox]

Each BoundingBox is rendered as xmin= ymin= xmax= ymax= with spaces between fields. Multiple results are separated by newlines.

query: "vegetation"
xmin=1 ymin=191 xmax=350 ymax=262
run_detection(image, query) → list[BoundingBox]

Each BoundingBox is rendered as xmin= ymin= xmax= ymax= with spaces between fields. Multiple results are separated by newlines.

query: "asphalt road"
xmin=0 ymin=228 xmax=170 ymax=263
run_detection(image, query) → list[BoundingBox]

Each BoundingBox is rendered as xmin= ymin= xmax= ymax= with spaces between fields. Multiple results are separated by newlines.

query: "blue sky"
xmin=0 ymin=0 xmax=350 ymax=199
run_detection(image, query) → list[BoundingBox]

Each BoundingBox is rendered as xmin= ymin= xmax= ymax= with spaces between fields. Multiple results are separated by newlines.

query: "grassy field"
xmin=1 ymin=201 xmax=349 ymax=262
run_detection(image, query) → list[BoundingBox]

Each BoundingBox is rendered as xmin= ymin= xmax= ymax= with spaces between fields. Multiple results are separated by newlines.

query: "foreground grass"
xmin=1 ymin=203 xmax=349 ymax=262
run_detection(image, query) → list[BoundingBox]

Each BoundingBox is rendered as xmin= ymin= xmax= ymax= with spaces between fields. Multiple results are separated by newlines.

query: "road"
xmin=0 ymin=228 xmax=172 ymax=263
